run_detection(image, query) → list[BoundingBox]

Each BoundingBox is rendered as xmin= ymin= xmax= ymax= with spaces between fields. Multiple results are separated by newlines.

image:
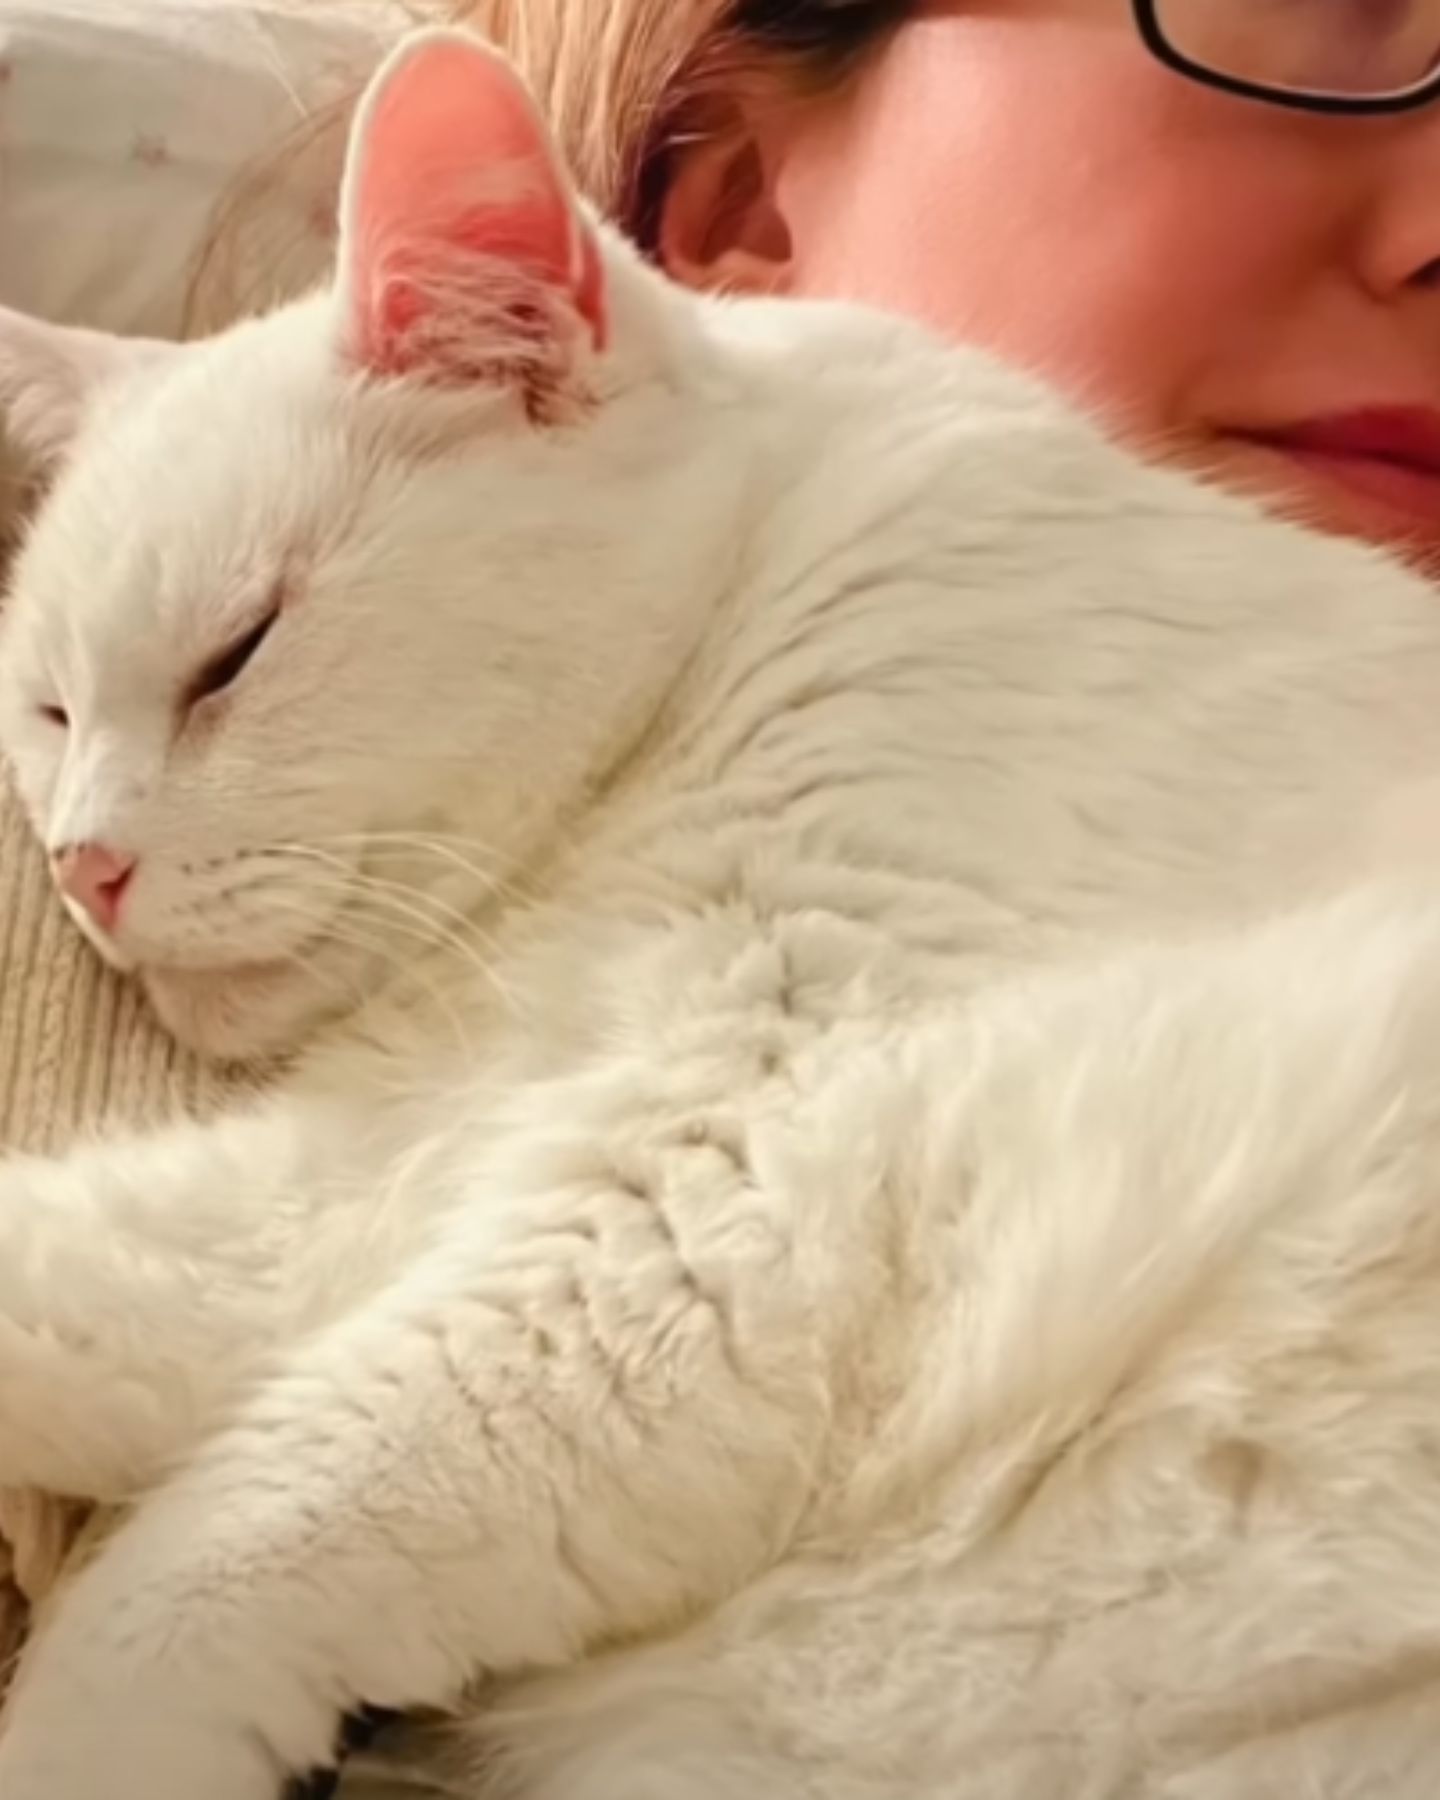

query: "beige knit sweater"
xmin=0 ymin=775 xmax=222 ymax=1157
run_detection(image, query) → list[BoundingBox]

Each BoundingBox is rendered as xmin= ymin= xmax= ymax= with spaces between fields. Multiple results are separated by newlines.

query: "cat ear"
xmin=335 ymin=30 xmax=607 ymax=395
xmin=0 ymin=307 xmax=173 ymax=469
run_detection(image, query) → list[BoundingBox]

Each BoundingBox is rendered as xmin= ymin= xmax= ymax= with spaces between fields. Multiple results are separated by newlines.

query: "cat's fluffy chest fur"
xmin=0 ymin=29 xmax=1439 ymax=1800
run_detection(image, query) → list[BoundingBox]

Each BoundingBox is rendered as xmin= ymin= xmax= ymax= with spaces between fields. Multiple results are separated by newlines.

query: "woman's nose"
xmin=1358 ymin=105 xmax=1440 ymax=299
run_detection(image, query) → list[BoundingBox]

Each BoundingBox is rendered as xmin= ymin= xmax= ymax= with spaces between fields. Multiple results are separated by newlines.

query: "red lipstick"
xmin=1241 ymin=408 xmax=1440 ymax=530
xmin=1275 ymin=408 xmax=1440 ymax=474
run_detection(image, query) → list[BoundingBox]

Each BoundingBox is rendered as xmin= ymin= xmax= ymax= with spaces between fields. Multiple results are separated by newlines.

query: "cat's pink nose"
xmin=51 ymin=843 xmax=137 ymax=934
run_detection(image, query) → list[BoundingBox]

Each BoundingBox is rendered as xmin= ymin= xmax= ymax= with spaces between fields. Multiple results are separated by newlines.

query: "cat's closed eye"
xmin=37 ymin=704 xmax=68 ymax=729
xmin=187 ymin=604 xmax=281 ymax=710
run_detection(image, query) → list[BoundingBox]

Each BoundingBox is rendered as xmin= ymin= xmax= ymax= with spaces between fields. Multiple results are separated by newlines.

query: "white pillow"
xmin=0 ymin=0 xmax=400 ymax=336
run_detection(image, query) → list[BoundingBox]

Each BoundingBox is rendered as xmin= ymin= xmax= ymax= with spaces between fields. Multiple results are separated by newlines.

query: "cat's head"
xmin=0 ymin=31 xmax=739 ymax=1062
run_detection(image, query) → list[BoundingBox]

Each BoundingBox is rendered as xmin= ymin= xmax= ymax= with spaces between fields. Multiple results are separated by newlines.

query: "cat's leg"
xmin=0 ymin=1101 xmax=377 ymax=1499
xmin=0 ymin=1131 xmax=833 ymax=1800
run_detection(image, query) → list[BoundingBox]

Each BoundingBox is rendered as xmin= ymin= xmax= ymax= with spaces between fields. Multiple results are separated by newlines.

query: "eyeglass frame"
xmin=1132 ymin=0 xmax=1440 ymax=116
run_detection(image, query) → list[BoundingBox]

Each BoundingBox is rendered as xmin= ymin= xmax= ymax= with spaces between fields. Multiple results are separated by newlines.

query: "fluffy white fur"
xmin=2 ymin=27 xmax=1440 ymax=1800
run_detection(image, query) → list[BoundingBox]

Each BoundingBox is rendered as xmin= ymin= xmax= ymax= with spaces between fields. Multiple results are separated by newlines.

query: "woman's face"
xmin=660 ymin=0 xmax=1440 ymax=572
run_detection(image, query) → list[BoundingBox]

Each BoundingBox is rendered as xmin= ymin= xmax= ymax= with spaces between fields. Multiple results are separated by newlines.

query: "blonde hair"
xmin=185 ymin=0 xmax=900 ymax=334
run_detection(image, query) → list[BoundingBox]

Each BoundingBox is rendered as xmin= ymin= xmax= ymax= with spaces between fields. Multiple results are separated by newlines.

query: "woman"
xmin=641 ymin=0 xmax=1440 ymax=573
xmin=190 ymin=0 xmax=1440 ymax=578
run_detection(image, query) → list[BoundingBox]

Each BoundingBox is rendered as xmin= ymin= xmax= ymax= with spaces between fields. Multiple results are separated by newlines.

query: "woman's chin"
xmin=142 ymin=958 xmax=345 ymax=1066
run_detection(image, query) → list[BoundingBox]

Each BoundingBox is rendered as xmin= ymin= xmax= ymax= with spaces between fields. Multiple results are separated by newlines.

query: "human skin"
xmin=658 ymin=0 xmax=1440 ymax=573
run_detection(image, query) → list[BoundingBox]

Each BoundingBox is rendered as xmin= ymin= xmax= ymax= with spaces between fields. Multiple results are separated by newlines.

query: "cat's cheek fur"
xmin=136 ymin=908 xmax=389 ymax=1061
xmin=142 ymin=963 xmax=328 ymax=1064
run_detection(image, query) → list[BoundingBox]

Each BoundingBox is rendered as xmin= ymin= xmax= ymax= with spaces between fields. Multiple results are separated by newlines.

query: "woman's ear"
xmin=655 ymin=104 xmax=797 ymax=297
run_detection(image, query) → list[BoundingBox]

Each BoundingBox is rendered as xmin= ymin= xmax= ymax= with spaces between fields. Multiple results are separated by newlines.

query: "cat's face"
xmin=0 ymin=33 xmax=722 ymax=1061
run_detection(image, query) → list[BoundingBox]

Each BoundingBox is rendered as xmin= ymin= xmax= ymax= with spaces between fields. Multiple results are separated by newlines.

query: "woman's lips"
xmin=1233 ymin=408 xmax=1440 ymax=533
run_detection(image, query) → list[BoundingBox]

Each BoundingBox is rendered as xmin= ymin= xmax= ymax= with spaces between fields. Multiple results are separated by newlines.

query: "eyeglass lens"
xmin=1155 ymin=0 xmax=1440 ymax=100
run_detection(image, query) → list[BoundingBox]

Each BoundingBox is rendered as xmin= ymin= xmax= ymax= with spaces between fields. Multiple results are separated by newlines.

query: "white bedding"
xmin=0 ymin=0 xmax=401 ymax=337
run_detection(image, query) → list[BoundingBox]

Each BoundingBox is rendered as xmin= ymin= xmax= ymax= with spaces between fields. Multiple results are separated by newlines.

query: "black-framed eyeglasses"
xmin=1135 ymin=0 xmax=1440 ymax=115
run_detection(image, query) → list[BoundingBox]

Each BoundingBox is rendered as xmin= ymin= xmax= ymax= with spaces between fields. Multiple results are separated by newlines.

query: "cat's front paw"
xmin=0 ymin=1588 xmax=344 ymax=1800
xmin=0 ymin=1705 xmax=280 ymax=1800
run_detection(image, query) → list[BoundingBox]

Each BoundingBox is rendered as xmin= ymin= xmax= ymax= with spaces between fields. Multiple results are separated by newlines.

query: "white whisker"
xmin=271 ymin=850 xmax=536 ymax=1028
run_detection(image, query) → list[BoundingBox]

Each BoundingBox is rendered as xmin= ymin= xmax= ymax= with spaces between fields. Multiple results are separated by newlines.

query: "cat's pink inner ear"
xmin=341 ymin=33 xmax=607 ymax=382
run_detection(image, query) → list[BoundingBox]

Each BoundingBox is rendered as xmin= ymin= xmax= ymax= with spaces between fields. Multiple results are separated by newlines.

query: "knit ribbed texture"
xmin=0 ymin=772 xmax=214 ymax=1683
xmin=0 ymin=769 xmax=221 ymax=1156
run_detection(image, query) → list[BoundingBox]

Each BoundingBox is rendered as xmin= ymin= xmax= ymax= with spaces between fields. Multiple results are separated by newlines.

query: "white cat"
xmin=3 ymin=26 xmax=1440 ymax=1800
